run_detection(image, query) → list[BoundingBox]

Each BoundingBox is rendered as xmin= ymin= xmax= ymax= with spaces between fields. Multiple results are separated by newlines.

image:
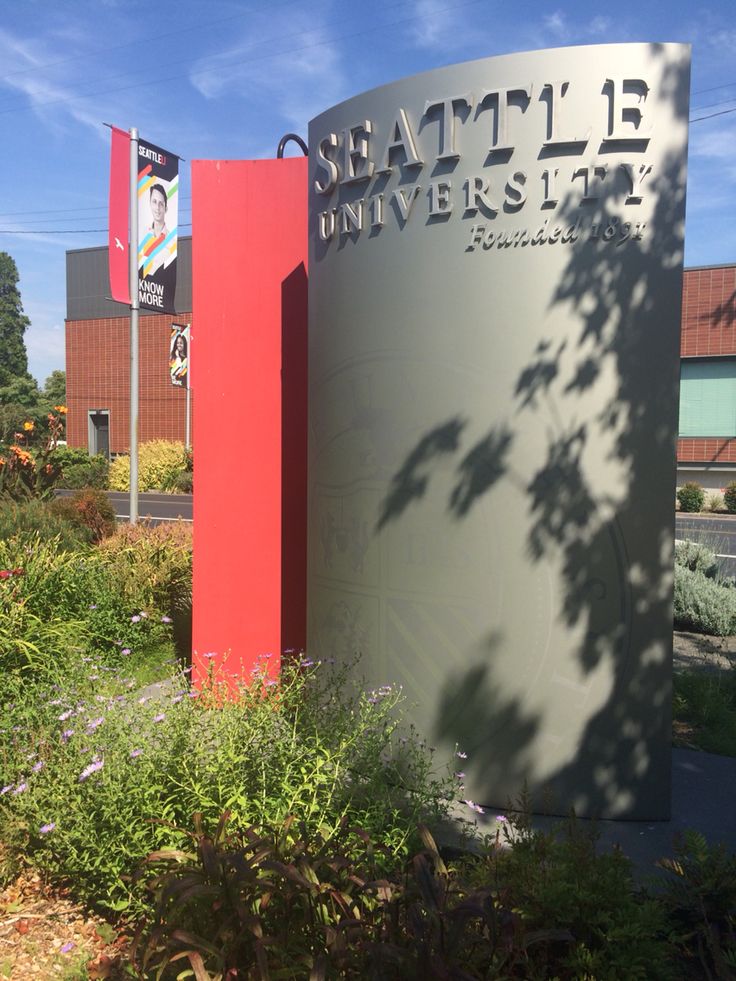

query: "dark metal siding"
xmin=66 ymin=237 xmax=192 ymax=320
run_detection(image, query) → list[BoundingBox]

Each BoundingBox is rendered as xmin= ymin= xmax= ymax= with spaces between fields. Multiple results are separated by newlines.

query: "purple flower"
xmin=455 ymin=771 xmax=466 ymax=780
xmin=86 ymin=717 xmax=104 ymax=733
xmin=79 ymin=758 xmax=103 ymax=782
xmin=161 ymin=615 xmax=172 ymax=624
xmin=1 ymin=784 xmax=13 ymax=795
xmin=137 ymin=697 xmax=148 ymax=705
xmin=131 ymin=615 xmax=141 ymax=623
xmin=153 ymin=713 xmax=165 ymax=723
xmin=172 ymin=695 xmax=183 ymax=704
xmin=39 ymin=822 xmax=56 ymax=834
xmin=130 ymin=749 xmax=143 ymax=759
xmin=121 ymin=648 xmax=131 ymax=656
xmin=13 ymin=782 xmax=27 ymax=795
xmin=463 ymin=799 xmax=485 ymax=815
xmin=496 ymin=815 xmax=508 ymax=823
xmin=48 ymin=698 xmax=62 ymax=706
xmin=203 ymin=652 xmax=217 ymax=660
xmin=89 ymin=604 xmax=97 ymax=610
xmin=139 ymin=611 xmax=148 ymax=618
xmin=31 ymin=761 xmax=44 ymax=773
xmin=456 ymin=751 xmax=468 ymax=759
xmin=61 ymin=729 xmax=74 ymax=743
xmin=58 ymin=709 xmax=73 ymax=722
xmin=60 ymin=942 xmax=75 ymax=954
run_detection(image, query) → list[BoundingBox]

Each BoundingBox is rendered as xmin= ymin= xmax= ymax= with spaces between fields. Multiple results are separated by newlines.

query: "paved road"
xmin=56 ymin=489 xmax=192 ymax=524
xmin=54 ymin=495 xmax=736 ymax=573
xmin=676 ymin=513 xmax=736 ymax=578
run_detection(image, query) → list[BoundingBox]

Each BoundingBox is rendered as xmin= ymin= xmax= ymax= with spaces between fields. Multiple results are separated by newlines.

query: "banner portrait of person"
xmin=169 ymin=324 xmax=189 ymax=388
xmin=138 ymin=138 xmax=179 ymax=314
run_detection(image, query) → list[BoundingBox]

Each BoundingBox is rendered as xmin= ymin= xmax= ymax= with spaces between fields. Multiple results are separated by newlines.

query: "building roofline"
xmin=685 ymin=262 xmax=736 ymax=272
xmin=66 ymin=235 xmax=192 ymax=257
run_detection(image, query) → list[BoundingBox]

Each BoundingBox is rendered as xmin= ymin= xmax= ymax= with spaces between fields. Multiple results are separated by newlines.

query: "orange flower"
xmin=22 ymin=421 xmax=34 ymax=432
xmin=53 ymin=405 xmax=68 ymax=415
xmin=10 ymin=445 xmax=33 ymax=466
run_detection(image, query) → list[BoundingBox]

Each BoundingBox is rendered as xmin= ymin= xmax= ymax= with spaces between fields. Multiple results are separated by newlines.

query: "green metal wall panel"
xmin=679 ymin=360 xmax=736 ymax=437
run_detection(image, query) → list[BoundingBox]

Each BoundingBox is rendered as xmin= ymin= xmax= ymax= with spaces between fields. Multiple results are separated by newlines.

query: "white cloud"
xmin=24 ymin=306 xmax=66 ymax=385
xmin=688 ymin=116 xmax=736 ymax=188
xmin=410 ymin=0 xmax=457 ymax=51
xmin=0 ymin=27 xmax=109 ymax=137
xmin=189 ymin=10 xmax=347 ymax=132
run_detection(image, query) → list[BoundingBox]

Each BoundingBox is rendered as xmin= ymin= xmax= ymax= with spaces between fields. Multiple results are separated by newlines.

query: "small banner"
xmin=108 ymin=126 xmax=131 ymax=304
xmin=170 ymin=323 xmax=189 ymax=388
xmin=138 ymin=138 xmax=179 ymax=314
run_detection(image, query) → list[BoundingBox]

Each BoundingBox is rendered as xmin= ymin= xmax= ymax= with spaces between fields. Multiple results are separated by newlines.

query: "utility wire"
xmin=0 ymin=0 xmax=487 ymax=116
xmin=690 ymin=106 xmax=736 ymax=122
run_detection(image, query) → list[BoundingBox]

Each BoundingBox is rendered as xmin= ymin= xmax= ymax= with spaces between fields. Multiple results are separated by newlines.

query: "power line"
xmin=0 ymin=199 xmax=192 ymax=219
xmin=0 ymin=0 xmax=487 ymax=116
xmin=692 ymin=81 xmax=736 ymax=96
xmin=690 ymin=106 xmax=736 ymax=123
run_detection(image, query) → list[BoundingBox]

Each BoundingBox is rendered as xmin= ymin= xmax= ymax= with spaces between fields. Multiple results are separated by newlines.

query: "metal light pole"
xmin=129 ymin=127 xmax=139 ymax=523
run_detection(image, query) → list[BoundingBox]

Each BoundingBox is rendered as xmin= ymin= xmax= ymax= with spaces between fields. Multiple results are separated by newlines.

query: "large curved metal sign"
xmin=307 ymin=43 xmax=690 ymax=819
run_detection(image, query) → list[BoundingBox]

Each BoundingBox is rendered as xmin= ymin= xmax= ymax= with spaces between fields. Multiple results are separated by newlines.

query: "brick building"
xmin=65 ymin=238 xmax=192 ymax=455
xmin=677 ymin=262 xmax=736 ymax=491
xmin=65 ymin=243 xmax=735 ymax=486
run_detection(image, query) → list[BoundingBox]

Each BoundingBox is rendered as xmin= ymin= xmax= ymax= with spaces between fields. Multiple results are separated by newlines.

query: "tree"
xmin=42 ymin=369 xmax=66 ymax=406
xmin=0 ymin=253 xmax=32 ymax=389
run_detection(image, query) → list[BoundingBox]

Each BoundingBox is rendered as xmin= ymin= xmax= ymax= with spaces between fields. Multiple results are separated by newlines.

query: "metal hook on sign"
xmin=277 ymin=133 xmax=308 ymax=158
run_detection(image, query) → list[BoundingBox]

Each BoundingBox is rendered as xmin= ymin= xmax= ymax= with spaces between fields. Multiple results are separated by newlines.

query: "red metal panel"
xmin=191 ymin=158 xmax=308 ymax=686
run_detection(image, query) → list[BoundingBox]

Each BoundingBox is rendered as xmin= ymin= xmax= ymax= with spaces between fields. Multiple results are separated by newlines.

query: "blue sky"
xmin=0 ymin=0 xmax=734 ymax=384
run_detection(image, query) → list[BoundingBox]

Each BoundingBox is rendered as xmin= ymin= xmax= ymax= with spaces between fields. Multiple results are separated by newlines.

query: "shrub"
xmin=673 ymin=670 xmax=736 ymax=756
xmin=133 ymin=812 xmax=674 ymax=980
xmin=674 ymin=539 xmax=718 ymax=577
xmin=0 ymin=498 xmax=92 ymax=550
xmin=57 ymin=454 xmax=109 ymax=490
xmin=0 ymin=657 xmax=457 ymax=918
xmin=53 ymin=445 xmax=94 ymax=470
xmin=50 ymin=488 xmax=116 ymax=542
xmin=109 ymin=441 xmax=188 ymax=493
xmin=706 ymin=491 xmax=724 ymax=513
xmin=169 ymin=469 xmax=193 ymax=493
xmin=676 ymin=481 xmax=705 ymax=513
xmin=725 ymin=481 xmax=736 ymax=513
xmin=673 ymin=564 xmax=736 ymax=635
xmin=97 ymin=521 xmax=192 ymax=619
xmin=0 ymin=409 xmax=65 ymax=500
xmin=659 ymin=830 xmax=736 ymax=980
xmin=0 ymin=533 xmax=170 ymax=675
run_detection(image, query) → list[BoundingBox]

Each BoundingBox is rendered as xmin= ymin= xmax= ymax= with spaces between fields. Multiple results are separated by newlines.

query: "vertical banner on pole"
xmin=169 ymin=323 xmax=190 ymax=388
xmin=108 ymin=126 xmax=131 ymax=304
xmin=138 ymin=139 xmax=179 ymax=314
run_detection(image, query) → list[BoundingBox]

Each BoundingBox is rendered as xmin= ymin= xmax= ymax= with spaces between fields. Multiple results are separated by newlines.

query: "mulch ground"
xmin=0 ymin=872 xmax=130 ymax=980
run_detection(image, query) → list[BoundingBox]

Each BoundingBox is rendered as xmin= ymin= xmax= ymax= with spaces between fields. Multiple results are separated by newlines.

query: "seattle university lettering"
xmin=313 ymin=77 xmax=654 ymax=248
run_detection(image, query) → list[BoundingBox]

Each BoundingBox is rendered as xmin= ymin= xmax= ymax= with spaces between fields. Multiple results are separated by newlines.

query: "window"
xmin=679 ymin=359 xmax=736 ymax=437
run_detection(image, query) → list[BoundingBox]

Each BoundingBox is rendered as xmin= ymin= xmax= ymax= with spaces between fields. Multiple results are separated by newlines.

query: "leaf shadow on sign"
xmin=375 ymin=45 xmax=690 ymax=820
